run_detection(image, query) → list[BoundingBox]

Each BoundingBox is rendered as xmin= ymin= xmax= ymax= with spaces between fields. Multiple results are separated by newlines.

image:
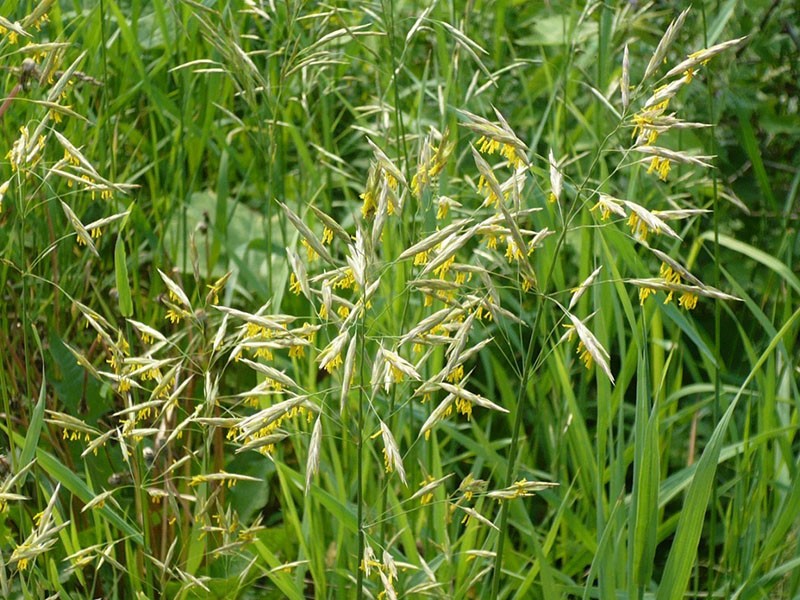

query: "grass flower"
xmin=412 ymin=129 xmax=454 ymax=198
xmin=458 ymin=108 xmax=528 ymax=169
xmin=643 ymin=7 xmax=691 ymax=80
xmin=621 ymin=43 xmax=630 ymax=109
xmin=569 ymin=266 xmax=602 ymax=310
xmin=3 ymin=8 xmax=755 ymax=599
xmin=628 ymin=277 xmax=739 ymax=310
xmin=379 ymin=421 xmax=407 ymax=484
xmin=435 ymin=195 xmax=460 ymax=220
xmin=562 ymin=311 xmax=615 ymax=383
xmin=486 ymin=479 xmax=559 ymax=500
xmin=412 ymin=474 xmax=451 ymax=505
xmin=663 ymin=36 xmax=747 ymax=80
xmin=623 ymin=200 xmax=681 ymax=242
xmin=591 ymin=194 xmax=627 ymax=221
xmin=305 ymin=417 xmax=323 ymax=492
xmin=317 ymin=331 xmax=349 ymax=374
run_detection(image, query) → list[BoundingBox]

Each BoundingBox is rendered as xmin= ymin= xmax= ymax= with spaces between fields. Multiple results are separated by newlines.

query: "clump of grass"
xmin=1 ymin=1 xmax=798 ymax=599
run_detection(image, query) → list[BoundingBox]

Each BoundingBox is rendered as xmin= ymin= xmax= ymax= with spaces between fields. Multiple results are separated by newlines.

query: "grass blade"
xmin=657 ymin=305 xmax=800 ymax=600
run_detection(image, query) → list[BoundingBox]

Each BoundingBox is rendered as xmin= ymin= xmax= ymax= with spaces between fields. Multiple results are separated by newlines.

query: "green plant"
xmin=1 ymin=1 xmax=798 ymax=599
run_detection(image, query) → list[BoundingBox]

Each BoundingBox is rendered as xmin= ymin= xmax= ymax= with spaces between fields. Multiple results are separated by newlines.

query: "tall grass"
xmin=0 ymin=1 xmax=798 ymax=599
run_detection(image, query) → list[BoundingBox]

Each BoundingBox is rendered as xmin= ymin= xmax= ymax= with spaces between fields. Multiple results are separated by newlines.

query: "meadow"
xmin=1 ymin=0 xmax=799 ymax=598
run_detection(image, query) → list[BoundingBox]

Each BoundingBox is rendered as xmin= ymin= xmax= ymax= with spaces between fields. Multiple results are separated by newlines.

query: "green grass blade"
xmin=19 ymin=375 xmax=46 ymax=475
xmin=657 ymin=305 xmax=800 ymax=600
xmin=14 ymin=435 xmax=145 ymax=545
xmin=115 ymin=234 xmax=134 ymax=317
xmin=701 ymin=233 xmax=800 ymax=295
xmin=630 ymin=350 xmax=659 ymax=593
xmin=733 ymin=107 xmax=777 ymax=210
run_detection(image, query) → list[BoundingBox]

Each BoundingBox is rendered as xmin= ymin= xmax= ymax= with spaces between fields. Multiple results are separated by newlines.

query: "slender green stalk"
xmin=490 ymin=223 xmax=568 ymax=597
xmin=488 ymin=94 xmax=630 ymax=594
xmin=356 ymin=317 xmax=366 ymax=599
xmin=701 ymin=4 xmax=722 ymax=592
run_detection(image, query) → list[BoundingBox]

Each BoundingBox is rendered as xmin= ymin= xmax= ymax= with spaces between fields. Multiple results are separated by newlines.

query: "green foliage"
xmin=0 ymin=0 xmax=798 ymax=599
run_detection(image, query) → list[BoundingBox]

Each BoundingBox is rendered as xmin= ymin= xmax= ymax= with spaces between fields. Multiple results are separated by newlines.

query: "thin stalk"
xmin=356 ymin=316 xmax=366 ymax=599
xmin=490 ymin=63 xmax=627 ymax=592
xmin=489 ymin=227 xmax=565 ymax=598
xmin=382 ymin=0 xmax=410 ymax=184
xmin=99 ymin=0 xmax=112 ymax=177
xmin=701 ymin=4 xmax=722 ymax=593
xmin=381 ymin=0 xmax=416 ymax=271
xmin=379 ymin=0 xmax=414 ymax=551
xmin=0 ymin=83 xmax=23 ymax=120
xmin=0 ymin=323 xmax=12 ymax=458
xmin=2 ymin=183 xmax=23 ymax=473
xmin=19 ymin=192 xmax=34 ymax=426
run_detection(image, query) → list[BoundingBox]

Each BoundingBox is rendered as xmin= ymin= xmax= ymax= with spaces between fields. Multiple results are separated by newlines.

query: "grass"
xmin=0 ymin=0 xmax=799 ymax=598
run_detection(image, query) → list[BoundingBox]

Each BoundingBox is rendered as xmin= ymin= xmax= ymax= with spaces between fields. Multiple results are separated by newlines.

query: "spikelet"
xmin=379 ymin=421 xmax=407 ymax=485
xmin=305 ymin=417 xmax=322 ymax=492
xmin=643 ymin=8 xmax=691 ymax=81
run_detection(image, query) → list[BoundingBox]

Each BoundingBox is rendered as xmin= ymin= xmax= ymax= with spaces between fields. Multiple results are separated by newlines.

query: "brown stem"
xmin=0 ymin=84 xmax=22 ymax=119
